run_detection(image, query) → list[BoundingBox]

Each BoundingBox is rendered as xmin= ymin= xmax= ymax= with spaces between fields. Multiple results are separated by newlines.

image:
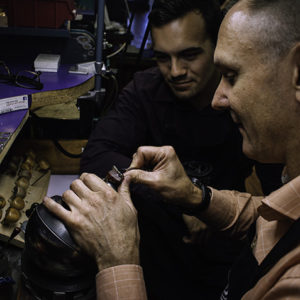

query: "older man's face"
xmin=212 ymin=3 xmax=294 ymax=164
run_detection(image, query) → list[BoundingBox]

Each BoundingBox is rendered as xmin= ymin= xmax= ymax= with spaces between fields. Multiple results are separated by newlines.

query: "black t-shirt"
xmin=81 ymin=67 xmax=252 ymax=190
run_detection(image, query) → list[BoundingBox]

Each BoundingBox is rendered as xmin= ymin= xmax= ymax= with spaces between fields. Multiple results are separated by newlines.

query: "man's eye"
xmin=181 ymin=51 xmax=201 ymax=61
xmin=182 ymin=54 xmax=197 ymax=61
xmin=155 ymin=54 xmax=170 ymax=63
xmin=223 ymin=72 xmax=236 ymax=85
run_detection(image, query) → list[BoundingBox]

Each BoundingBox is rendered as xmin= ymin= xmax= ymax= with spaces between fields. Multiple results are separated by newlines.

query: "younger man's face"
xmin=152 ymin=11 xmax=217 ymax=101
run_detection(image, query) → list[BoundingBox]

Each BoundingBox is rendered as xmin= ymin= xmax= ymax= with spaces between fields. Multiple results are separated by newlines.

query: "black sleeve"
xmin=80 ymin=79 xmax=148 ymax=178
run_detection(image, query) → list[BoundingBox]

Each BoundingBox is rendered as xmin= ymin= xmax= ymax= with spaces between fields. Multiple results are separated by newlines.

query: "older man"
xmin=44 ymin=0 xmax=299 ymax=299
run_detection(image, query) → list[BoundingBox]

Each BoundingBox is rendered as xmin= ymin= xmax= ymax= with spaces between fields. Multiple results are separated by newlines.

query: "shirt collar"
xmin=260 ymin=175 xmax=300 ymax=221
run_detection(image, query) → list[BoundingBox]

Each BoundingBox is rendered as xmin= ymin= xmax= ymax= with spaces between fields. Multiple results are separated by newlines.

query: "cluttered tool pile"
xmin=0 ymin=150 xmax=50 ymax=247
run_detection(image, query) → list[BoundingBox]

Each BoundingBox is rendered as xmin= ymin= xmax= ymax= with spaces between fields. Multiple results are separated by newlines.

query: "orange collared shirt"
xmin=96 ymin=176 xmax=300 ymax=300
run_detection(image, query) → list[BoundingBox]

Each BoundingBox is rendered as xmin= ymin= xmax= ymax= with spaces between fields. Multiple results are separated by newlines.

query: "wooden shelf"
xmin=31 ymin=76 xmax=94 ymax=110
xmin=0 ymin=110 xmax=29 ymax=165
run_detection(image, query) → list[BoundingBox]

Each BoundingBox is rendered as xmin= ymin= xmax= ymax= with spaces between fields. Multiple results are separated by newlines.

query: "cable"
xmin=70 ymin=28 xmax=96 ymax=42
xmin=52 ymin=139 xmax=82 ymax=158
xmin=70 ymin=29 xmax=95 ymax=38
xmin=100 ymin=73 xmax=119 ymax=115
xmin=106 ymin=42 xmax=127 ymax=58
xmin=122 ymin=0 xmax=131 ymax=19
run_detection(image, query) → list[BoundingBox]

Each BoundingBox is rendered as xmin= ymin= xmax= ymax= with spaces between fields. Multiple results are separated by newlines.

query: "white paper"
xmin=35 ymin=67 xmax=58 ymax=73
xmin=34 ymin=53 xmax=61 ymax=69
xmin=0 ymin=95 xmax=29 ymax=114
xmin=47 ymin=174 xmax=78 ymax=197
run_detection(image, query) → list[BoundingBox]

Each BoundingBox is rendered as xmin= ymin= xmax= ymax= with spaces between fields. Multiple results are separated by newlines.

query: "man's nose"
xmin=212 ymin=79 xmax=230 ymax=110
xmin=170 ymin=58 xmax=187 ymax=78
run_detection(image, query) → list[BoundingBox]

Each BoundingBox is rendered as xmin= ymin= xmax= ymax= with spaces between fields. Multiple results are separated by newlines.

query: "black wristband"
xmin=181 ymin=178 xmax=211 ymax=216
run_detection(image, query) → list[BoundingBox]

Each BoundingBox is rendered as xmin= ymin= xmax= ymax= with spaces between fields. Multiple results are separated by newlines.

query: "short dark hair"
xmin=148 ymin=0 xmax=222 ymax=44
xmin=245 ymin=0 xmax=300 ymax=59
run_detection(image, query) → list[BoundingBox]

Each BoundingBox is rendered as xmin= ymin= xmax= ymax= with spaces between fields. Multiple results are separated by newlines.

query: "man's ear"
xmin=292 ymin=43 xmax=300 ymax=102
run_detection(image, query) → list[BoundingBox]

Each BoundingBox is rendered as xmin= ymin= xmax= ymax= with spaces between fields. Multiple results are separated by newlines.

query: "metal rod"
xmin=94 ymin=0 xmax=105 ymax=91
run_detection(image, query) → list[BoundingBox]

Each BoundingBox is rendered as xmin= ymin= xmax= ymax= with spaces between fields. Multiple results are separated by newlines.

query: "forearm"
xmin=198 ymin=188 xmax=263 ymax=240
xmin=126 ymin=146 xmax=263 ymax=240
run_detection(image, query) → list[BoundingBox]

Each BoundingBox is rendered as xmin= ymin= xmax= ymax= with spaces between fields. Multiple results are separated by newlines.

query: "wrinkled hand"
xmin=43 ymin=173 xmax=140 ymax=271
xmin=125 ymin=146 xmax=202 ymax=208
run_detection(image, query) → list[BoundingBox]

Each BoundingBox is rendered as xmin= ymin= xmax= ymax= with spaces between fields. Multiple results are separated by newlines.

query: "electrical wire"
xmin=106 ymin=42 xmax=127 ymax=58
xmin=122 ymin=0 xmax=131 ymax=19
xmin=70 ymin=28 xmax=96 ymax=43
xmin=52 ymin=139 xmax=82 ymax=158
xmin=100 ymin=72 xmax=119 ymax=115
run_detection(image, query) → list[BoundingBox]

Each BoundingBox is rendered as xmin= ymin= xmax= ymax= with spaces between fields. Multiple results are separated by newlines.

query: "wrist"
xmin=96 ymin=247 xmax=140 ymax=271
xmin=181 ymin=178 xmax=211 ymax=215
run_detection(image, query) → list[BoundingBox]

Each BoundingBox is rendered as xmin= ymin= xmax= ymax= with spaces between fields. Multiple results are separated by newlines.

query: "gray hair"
xmin=245 ymin=0 xmax=300 ymax=59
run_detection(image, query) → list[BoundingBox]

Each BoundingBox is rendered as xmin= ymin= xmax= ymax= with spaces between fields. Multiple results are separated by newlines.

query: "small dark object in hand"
xmin=104 ymin=165 xmax=124 ymax=189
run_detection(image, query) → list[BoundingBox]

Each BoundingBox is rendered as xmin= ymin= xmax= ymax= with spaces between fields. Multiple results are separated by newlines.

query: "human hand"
xmin=125 ymin=146 xmax=202 ymax=208
xmin=43 ymin=173 xmax=140 ymax=271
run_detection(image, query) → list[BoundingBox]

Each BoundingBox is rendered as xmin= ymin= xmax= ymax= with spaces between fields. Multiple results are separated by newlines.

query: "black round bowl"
xmin=22 ymin=196 xmax=97 ymax=296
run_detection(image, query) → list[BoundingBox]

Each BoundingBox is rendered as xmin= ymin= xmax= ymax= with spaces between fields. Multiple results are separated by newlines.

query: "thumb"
xmin=125 ymin=169 xmax=155 ymax=187
xmin=118 ymin=175 xmax=131 ymax=196
xmin=128 ymin=151 xmax=144 ymax=170
xmin=118 ymin=176 xmax=136 ymax=212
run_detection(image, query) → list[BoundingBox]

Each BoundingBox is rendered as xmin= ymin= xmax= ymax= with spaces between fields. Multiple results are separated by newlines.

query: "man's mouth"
xmin=230 ymin=113 xmax=244 ymax=129
xmin=169 ymin=80 xmax=193 ymax=90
